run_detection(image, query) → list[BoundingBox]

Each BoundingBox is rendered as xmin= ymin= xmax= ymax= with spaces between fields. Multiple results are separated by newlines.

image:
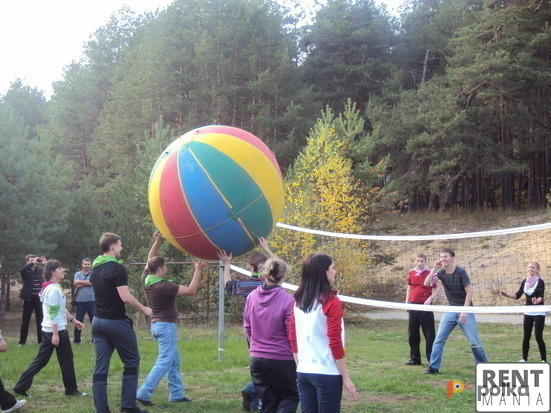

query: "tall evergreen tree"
xmin=300 ymin=0 xmax=394 ymax=112
xmin=1 ymin=80 xmax=47 ymax=139
xmin=0 ymin=104 xmax=74 ymax=272
xmin=369 ymin=0 xmax=550 ymax=210
xmin=92 ymin=0 xmax=304 ymax=178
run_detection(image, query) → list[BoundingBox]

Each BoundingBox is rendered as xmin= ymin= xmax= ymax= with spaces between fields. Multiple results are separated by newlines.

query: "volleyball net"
xmin=231 ymin=221 xmax=551 ymax=314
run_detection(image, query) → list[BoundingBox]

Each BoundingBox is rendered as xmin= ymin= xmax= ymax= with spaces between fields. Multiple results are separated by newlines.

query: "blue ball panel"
xmin=178 ymin=146 xmax=256 ymax=255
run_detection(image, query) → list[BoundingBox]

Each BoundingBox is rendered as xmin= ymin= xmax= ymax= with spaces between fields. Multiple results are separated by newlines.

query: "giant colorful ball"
xmin=148 ymin=125 xmax=284 ymax=260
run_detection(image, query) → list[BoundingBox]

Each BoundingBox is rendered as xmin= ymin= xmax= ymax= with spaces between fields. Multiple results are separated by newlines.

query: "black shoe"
xmin=241 ymin=390 xmax=252 ymax=412
xmin=66 ymin=391 xmax=87 ymax=396
xmin=120 ymin=407 xmax=149 ymax=413
xmin=137 ymin=398 xmax=154 ymax=406
xmin=423 ymin=367 xmax=439 ymax=374
xmin=171 ymin=397 xmax=192 ymax=402
xmin=404 ymin=360 xmax=421 ymax=365
xmin=13 ymin=389 xmax=30 ymax=398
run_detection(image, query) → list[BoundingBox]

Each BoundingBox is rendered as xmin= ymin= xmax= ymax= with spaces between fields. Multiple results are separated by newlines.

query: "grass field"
xmin=0 ymin=317 xmax=534 ymax=413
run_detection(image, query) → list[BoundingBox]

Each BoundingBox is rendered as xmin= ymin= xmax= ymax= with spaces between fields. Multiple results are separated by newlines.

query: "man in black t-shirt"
xmin=90 ymin=233 xmax=152 ymax=413
xmin=422 ymin=248 xmax=488 ymax=374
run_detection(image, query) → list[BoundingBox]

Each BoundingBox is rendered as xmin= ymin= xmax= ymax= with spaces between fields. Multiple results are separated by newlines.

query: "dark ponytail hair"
xmin=294 ymin=253 xmax=334 ymax=313
xmin=43 ymin=260 xmax=62 ymax=282
xmin=263 ymin=257 xmax=288 ymax=283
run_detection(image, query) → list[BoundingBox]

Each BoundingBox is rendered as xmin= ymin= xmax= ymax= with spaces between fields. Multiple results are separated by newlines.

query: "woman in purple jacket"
xmin=243 ymin=257 xmax=299 ymax=413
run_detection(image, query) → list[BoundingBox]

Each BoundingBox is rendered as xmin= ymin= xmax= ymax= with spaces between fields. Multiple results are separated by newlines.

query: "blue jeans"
xmin=137 ymin=322 xmax=185 ymax=402
xmin=429 ymin=312 xmax=487 ymax=370
xmin=297 ymin=373 xmax=343 ymax=413
xmin=74 ymin=301 xmax=95 ymax=343
xmin=92 ymin=317 xmax=140 ymax=413
xmin=244 ymin=380 xmax=260 ymax=411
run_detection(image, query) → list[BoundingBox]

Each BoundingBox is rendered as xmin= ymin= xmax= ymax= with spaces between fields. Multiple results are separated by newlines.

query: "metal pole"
xmin=218 ymin=260 xmax=225 ymax=361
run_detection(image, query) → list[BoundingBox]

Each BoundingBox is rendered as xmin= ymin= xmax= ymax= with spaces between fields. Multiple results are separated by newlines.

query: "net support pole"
xmin=218 ymin=260 xmax=225 ymax=361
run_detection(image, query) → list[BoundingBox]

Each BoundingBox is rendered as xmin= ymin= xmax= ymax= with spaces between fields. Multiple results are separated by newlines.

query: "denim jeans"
xmin=74 ymin=301 xmax=95 ymax=343
xmin=92 ymin=317 xmax=140 ymax=413
xmin=243 ymin=380 xmax=260 ymax=411
xmin=429 ymin=312 xmax=487 ymax=370
xmin=137 ymin=322 xmax=185 ymax=402
xmin=297 ymin=373 xmax=343 ymax=413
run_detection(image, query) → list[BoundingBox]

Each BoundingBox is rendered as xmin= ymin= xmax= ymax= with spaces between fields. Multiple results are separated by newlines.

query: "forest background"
xmin=0 ymin=0 xmax=549 ymax=313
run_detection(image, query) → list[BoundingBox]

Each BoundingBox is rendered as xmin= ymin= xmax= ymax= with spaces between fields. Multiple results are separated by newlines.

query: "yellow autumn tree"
xmin=271 ymin=106 xmax=371 ymax=295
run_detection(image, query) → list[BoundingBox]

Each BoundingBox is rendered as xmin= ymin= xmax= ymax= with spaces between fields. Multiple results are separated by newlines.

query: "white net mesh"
xmin=237 ymin=222 xmax=551 ymax=313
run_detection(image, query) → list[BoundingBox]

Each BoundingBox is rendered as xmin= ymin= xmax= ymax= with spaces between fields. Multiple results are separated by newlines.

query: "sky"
xmin=0 ymin=0 xmax=403 ymax=99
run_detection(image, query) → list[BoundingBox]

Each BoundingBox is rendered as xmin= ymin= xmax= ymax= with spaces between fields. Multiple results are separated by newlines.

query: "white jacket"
xmin=40 ymin=283 xmax=67 ymax=332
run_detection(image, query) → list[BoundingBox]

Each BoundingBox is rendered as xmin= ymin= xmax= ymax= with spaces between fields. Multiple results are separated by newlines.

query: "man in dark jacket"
xmin=18 ymin=255 xmax=46 ymax=345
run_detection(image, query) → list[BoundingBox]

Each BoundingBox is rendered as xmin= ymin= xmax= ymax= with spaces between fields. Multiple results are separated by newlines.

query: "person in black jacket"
xmin=18 ymin=254 xmax=47 ymax=345
xmin=500 ymin=262 xmax=546 ymax=362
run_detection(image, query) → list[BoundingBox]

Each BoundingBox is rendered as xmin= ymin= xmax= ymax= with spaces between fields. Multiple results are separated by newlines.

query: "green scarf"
xmin=92 ymin=255 xmax=123 ymax=269
xmin=144 ymin=274 xmax=173 ymax=286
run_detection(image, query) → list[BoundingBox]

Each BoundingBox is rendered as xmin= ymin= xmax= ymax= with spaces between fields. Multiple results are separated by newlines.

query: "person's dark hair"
xmin=43 ymin=260 xmax=62 ymax=281
xmin=99 ymin=232 xmax=121 ymax=253
xmin=416 ymin=253 xmax=427 ymax=261
xmin=147 ymin=256 xmax=166 ymax=275
xmin=263 ymin=257 xmax=288 ymax=283
xmin=294 ymin=253 xmax=334 ymax=313
xmin=440 ymin=248 xmax=455 ymax=257
xmin=82 ymin=258 xmax=92 ymax=264
xmin=249 ymin=251 xmax=268 ymax=273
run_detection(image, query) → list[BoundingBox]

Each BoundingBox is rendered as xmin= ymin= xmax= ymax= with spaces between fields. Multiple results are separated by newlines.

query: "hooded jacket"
xmin=40 ymin=283 xmax=67 ymax=332
xmin=243 ymin=284 xmax=294 ymax=360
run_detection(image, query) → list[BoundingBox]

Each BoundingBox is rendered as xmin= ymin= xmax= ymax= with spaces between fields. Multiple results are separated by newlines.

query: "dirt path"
xmin=356 ymin=309 xmax=550 ymax=325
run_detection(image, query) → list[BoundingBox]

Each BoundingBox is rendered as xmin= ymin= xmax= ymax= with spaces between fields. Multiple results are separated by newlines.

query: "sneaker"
xmin=404 ymin=360 xmax=421 ymax=366
xmin=519 ymin=359 xmax=526 ymax=362
xmin=423 ymin=367 xmax=439 ymax=374
xmin=3 ymin=400 xmax=27 ymax=412
xmin=171 ymin=397 xmax=192 ymax=402
xmin=542 ymin=360 xmax=547 ymax=363
xmin=137 ymin=398 xmax=154 ymax=406
xmin=241 ymin=390 xmax=252 ymax=412
xmin=67 ymin=391 xmax=87 ymax=396
xmin=120 ymin=407 xmax=149 ymax=413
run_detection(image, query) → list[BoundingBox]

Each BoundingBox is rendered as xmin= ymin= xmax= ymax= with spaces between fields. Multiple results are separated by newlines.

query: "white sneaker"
xmin=542 ymin=360 xmax=547 ymax=363
xmin=519 ymin=359 xmax=526 ymax=362
xmin=3 ymin=399 xmax=27 ymax=412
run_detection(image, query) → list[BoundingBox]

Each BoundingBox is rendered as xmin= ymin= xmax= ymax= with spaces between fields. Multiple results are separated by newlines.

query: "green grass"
xmin=0 ymin=319 xmax=529 ymax=412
